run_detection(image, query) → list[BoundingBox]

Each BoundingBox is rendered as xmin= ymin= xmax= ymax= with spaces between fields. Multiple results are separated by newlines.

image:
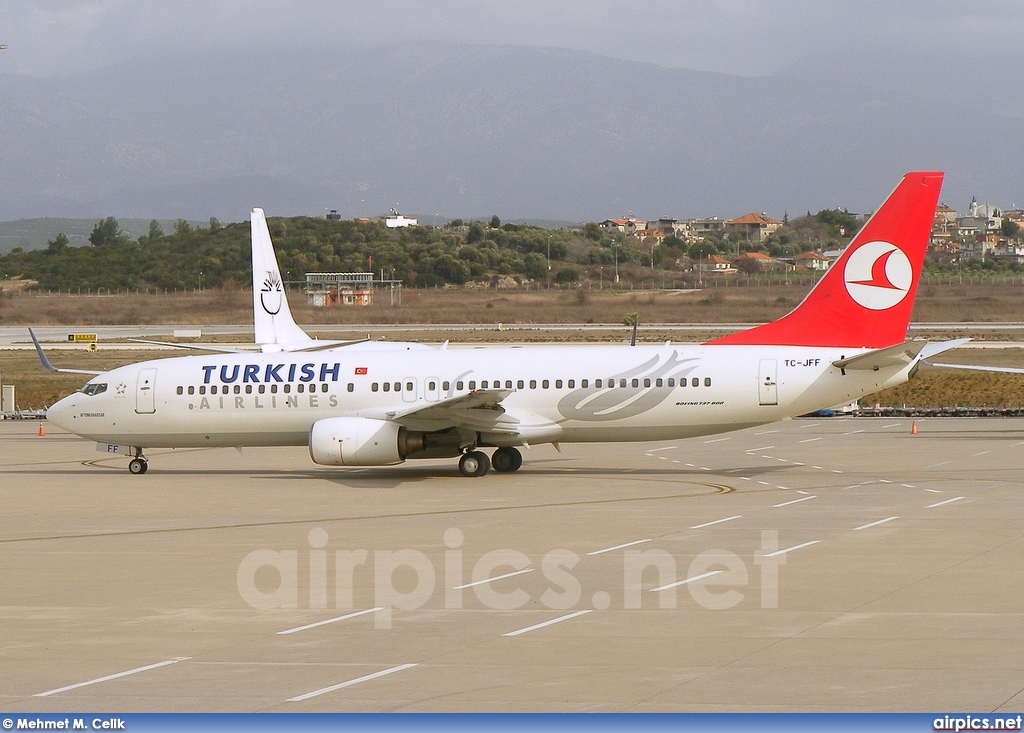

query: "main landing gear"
xmin=458 ymin=447 xmax=523 ymax=477
xmin=128 ymin=449 xmax=148 ymax=475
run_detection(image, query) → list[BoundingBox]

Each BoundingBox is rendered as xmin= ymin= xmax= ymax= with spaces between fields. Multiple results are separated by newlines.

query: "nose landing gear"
xmin=128 ymin=449 xmax=148 ymax=474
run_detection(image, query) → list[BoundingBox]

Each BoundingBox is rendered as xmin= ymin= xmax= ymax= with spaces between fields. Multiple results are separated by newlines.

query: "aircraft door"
xmin=758 ymin=359 xmax=778 ymax=406
xmin=402 ymin=377 xmax=418 ymax=403
xmin=136 ymin=368 xmax=157 ymax=414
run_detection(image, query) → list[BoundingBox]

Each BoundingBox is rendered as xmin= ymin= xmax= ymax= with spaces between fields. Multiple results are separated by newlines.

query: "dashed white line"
xmin=288 ymin=664 xmax=418 ymax=702
xmin=703 ymin=437 xmax=731 ymax=444
xmin=453 ymin=568 xmax=535 ymax=590
xmin=973 ymin=450 xmax=992 ymax=457
xmin=799 ymin=437 xmax=822 ymax=443
xmin=650 ymin=570 xmax=723 ymax=592
xmin=925 ymin=489 xmax=942 ymax=494
xmin=842 ymin=429 xmax=865 ymax=436
xmin=794 ymin=489 xmax=809 ymax=495
xmin=746 ymin=445 xmax=775 ymax=453
xmin=503 ymin=609 xmax=594 ymax=637
xmin=690 ymin=515 xmax=742 ymax=529
xmin=799 ymin=423 xmax=821 ymax=429
xmin=925 ymin=460 xmax=951 ymax=469
xmin=763 ymin=540 xmax=820 ymax=558
xmin=754 ymin=430 xmax=778 ymax=435
xmin=35 ymin=657 xmax=190 ymax=697
xmin=773 ymin=496 xmax=817 ymax=508
xmin=854 ymin=516 xmax=899 ymax=531
xmin=277 ymin=607 xmax=383 ymax=635
xmin=587 ymin=539 xmax=651 ymax=556
xmin=646 ymin=446 xmax=677 ymax=453
xmin=928 ymin=496 xmax=964 ymax=508
xmin=882 ymin=422 xmax=901 ymax=428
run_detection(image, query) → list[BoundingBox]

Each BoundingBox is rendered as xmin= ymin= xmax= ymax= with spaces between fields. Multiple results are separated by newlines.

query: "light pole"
xmin=614 ymin=243 xmax=619 ymax=284
xmin=199 ymin=270 xmax=203 ymax=293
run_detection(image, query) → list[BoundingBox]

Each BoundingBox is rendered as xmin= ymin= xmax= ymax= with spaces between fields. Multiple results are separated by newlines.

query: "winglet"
xmin=28 ymin=328 xmax=103 ymax=375
xmin=251 ymin=208 xmax=313 ymax=351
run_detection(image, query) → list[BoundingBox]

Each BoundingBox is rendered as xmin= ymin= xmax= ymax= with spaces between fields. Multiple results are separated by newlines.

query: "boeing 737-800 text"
xmin=37 ymin=172 xmax=956 ymax=476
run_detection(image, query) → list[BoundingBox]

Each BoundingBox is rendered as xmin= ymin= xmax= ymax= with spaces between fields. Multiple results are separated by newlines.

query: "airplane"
xmin=36 ymin=171 xmax=960 ymax=477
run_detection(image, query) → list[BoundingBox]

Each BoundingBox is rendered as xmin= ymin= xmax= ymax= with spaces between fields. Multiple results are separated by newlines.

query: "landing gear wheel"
xmin=458 ymin=450 xmax=490 ymax=477
xmin=491 ymin=446 xmax=523 ymax=473
xmin=128 ymin=458 xmax=148 ymax=475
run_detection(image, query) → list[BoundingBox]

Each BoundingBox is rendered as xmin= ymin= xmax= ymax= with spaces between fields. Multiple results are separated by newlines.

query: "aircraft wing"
xmin=923 ymin=362 xmax=1024 ymax=375
xmin=831 ymin=340 xmax=928 ymax=372
xmin=29 ymin=328 xmax=104 ymax=375
xmin=358 ymin=388 xmax=513 ymax=429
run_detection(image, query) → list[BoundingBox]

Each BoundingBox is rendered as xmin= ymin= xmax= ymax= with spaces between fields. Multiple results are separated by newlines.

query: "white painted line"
xmin=878 ymin=479 xmax=892 ymax=484
xmin=811 ymin=465 xmax=824 ymax=470
xmin=703 ymin=437 xmax=731 ymax=444
xmin=746 ymin=445 xmax=775 ymax=452
xmin=882 ymin=422 xmax=900 ymax=428
xmin=587 ymin=539 xmax=651 ymax=556
xmin=657 ymin=456 xmax=668 ymax=460
xmin=503 ymin=609 xmax=593 ymax=637
xmin=928 ymin=496 xmax=964 ymax=508
xmin=925 ymin=460 xmax=951 ymax=469
xmin=690 ymin=515 xmax=742 ymax=529
xmin=754 ymin=430 xmax=778 ymax=435
xmin=799 ymin=422 xmax=821 ymax=429
xmin=453 ymin=568 xmax=534 ymax=590
xmin=740 ymin=476 xmax=751 ymax=481
xmin=792 ymin=462 xmax=805 ymax=466
xmin=650 ymin=570 xmax=723 ymax=592
xmin=288 ymin=663 xmax=418 ymax=702
xmin=775 ymin=457 xmax=788 ymax=462
xmin=773 ymin=495 xmax=816 ymax=508
xmin=763 ymin=540 xmax=820 ymax=558
xmin=901 ymin=484 xmax=915 ymax=488
xmin=831 ymin=469 xmax=843 ymax=474
xmin=36 ymin=657 xmax=190 ymax=697
xmin=973 ymin=450 xmax=991 ymax=457
xmin=799 ymin=437 xmax=822 ymax=443
xmin=925 ymin=489 xmax=942 ymax=494
xmin=854 ymin=516 xmax=899 ymax=531
xmin=278 ymin=607 xmax=383 ymax=635
xmin=646 ymin=446 xmax=677 ymax=454
xmin=842 ymin=429 xmax=865 ymax=436
xmin=795 ymin=490 xmax=809 ymax=495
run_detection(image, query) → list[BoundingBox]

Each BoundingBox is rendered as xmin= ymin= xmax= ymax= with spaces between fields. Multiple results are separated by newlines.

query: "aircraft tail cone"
xmin=38 ymin=421 xmax=45 ymax=437
xmin=910 ymin=420 xmax=918 ymax=435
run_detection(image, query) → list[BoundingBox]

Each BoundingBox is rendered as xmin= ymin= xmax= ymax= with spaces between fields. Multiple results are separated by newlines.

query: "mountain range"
xmin=1 ymin=42 xmax=1020 ymax=223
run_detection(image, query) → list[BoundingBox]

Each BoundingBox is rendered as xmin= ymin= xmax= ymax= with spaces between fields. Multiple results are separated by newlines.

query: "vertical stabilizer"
xmin=251 ymin=208 xmax=311 ymax=351
xmin=708 ymin=171 xmax=943 ymax=349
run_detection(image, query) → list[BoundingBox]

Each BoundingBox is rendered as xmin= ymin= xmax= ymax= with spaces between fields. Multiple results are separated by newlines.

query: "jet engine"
xmin=308 ymin=417 xmax=425 ymax=466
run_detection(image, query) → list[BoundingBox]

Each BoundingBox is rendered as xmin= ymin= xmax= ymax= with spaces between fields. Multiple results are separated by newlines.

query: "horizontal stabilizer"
xmin=832 ymin=341 xmax=927 ymax=372
xmin=924 ymin=362 xmax=1024 ymax=375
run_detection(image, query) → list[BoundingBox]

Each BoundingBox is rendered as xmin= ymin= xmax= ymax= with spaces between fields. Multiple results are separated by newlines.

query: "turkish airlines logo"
xmin=843 ymin=241 xmax=913 ymax=311
xmin=260 ymin=270 xmax=284 ymax=315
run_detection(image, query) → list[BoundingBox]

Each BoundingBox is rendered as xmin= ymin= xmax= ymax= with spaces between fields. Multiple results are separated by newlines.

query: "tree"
xmin=489 ymin=215 xmax=501 ymax=229
xmin=147 ymin=220 xmax=165 ymax=241
xmin=1001 ymin=218 xmax=1021 ymax=239
xmin=89 ymin=217 xmax=122 ymax=246
xmin=46 ymin=233 xmax=69 ymax=254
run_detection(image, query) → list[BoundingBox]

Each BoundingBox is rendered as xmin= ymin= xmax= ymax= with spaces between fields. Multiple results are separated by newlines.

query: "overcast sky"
xmin=3 ymin=0 xmax=1023 ymax=79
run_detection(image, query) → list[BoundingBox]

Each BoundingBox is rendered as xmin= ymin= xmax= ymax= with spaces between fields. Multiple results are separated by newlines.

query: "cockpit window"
xmin=81 ymin=383 xmax=108 ymax=396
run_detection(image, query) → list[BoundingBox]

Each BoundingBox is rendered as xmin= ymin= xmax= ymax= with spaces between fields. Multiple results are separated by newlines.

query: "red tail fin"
xmin=708 ymin=171 xmax=943 ymax=348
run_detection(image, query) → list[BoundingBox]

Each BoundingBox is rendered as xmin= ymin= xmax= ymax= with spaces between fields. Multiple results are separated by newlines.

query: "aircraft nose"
xmin=46 ymin=395 xmax=75 ymax=431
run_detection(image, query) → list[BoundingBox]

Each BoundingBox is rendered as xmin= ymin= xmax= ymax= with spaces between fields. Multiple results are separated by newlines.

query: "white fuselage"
xmin=46 ymin=342 xmax=912 ymax=451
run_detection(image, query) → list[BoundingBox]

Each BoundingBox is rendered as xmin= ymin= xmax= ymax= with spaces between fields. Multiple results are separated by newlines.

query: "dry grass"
xmin=7 ymin=282 xmax=1024 ymax=409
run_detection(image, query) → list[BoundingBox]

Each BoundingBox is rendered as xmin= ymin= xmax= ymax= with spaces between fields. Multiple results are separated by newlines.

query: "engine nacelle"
xmin=308 ymin=417 xmax=424 ymax=466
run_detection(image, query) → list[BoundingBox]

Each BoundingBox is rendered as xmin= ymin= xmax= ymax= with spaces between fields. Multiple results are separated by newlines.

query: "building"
xmin=734 ymin=251 xmax=783 ymax=272
xmin=725 ymin=212 xmax=783 ymax=243
xmin=695 ymin=255 xmax=737 ymax=274
xmin=793 ymin=251 xmax=830 ymax=271
xmin=685 ymin=217 xmax=726 ymax=243
xmin=305 ymin=272 xmax=375 ymax=307
xmin=599 ymin=217 xmax=645 ymax=235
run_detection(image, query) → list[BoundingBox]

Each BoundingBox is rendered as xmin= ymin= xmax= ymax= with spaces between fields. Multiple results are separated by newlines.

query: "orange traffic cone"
xmin=38 ymin=421 xmax=45 ymax=437
xmin=910 ymin=420 xmax=918 ymax=435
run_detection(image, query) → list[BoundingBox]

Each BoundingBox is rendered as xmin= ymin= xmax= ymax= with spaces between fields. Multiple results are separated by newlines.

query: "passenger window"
xmin=505 ymin=380 xmax=513 ymax=389
xmin=176 ymin=386 xmax=183 ymax=395
xmin=656 ymin=378 xmax=663 ymax=387
xmin=643 ymin=378 xmax=651 ymax=388
xmin=469 ymin=381 xmax=477 ymax=390
xmin=245 ymin=385 xmax=252 ymax=394
xmin=443 ymin=381 xmax=451 ymax=391
xmin=234 ymin=385 xmax=241 ymax=394
xmin=555 ymin=379 xmax=562 ymax=389
xmin=595 ymin=379 xmax=602 ymax=388
xmin=346 ymin=383 xmax=353 ymax=393
xmin=427 ymin=381 xmax=436 ymax=391
xmin=631 ymin=378 xmax=639 ymax=388
xmin=383 ymin=383 xmax=390 ymax=392
xmin=322 ymin=384 xmax=328 ymax=393
xmin=581 ymin=379 xmax=589 ymax=388
xmin=567 ymin=380 xmax=575 ymax=388
xmin=692 ymin=378 xmax=699 ymax=387
xmin=406 ymin=382 xmax=413 ymax=392
xmin=372 ymin=383 xmax=379 ymax=392
xmin=529 ymin=380 xmax=537 ymax=389
xmin=297 ymin=383 xmax=304 ymax=393
xmin=481 ymin=380 xmax=488 ymax=389
xmin=210 ymin=385 xmax=217 ymax=395
xmin=676 ymin=378 xmax=683 ymax=387
xmin=284 ymin=384 xmax=292 ymax=394
xmin=542 ymin=380 xmax=549 ymax=389
xmin=517 ymin=380 xmax=525 ymax=389
xmin=258 ymin=384 xmax=266 ymax=394
xmin=456 ymin=381 xmax=464 ymax=390
xmin=188 ymin=386 xmax=195 ymax=395
xmin=620 ymin=379 xmax=627 ymax=388
xmin=271 ymin=384 xmax=279 ymax=394
xmin=704 ymin=377 xmax=712 ymax=387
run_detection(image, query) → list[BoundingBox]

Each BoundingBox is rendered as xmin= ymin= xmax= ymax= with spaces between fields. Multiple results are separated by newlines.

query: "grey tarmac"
xmin=1 ymin=416 xmax=1023 ymax=712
